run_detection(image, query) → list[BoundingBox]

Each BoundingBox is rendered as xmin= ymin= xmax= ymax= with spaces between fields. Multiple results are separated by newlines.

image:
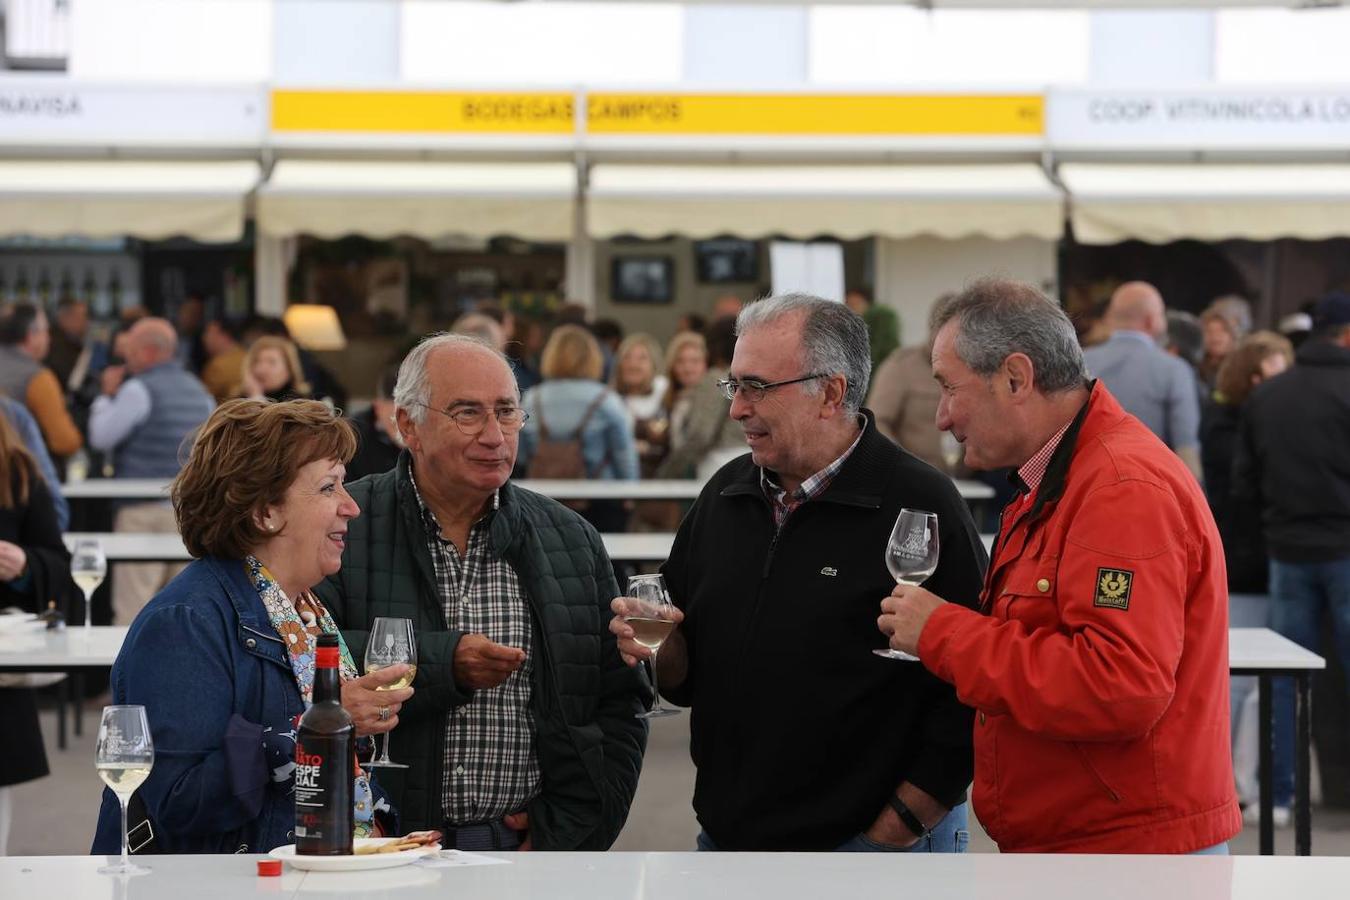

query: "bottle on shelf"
xmin=294 ymin=633 xmax=355 ymax=855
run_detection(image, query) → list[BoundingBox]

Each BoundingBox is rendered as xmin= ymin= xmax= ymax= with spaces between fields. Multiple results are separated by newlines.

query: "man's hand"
xmin=100 ymin=365 xmax=126 ymax=398
xmin=877 ymin=585 xmax=947 ymax=658
xmin=453 ymin=634 xmax=525 ymax=690
xmin=503 ymin=811 xmax=531 ymax=851
xmin=608 ymin=596 xmax=685 ymax=667
xmin=0 ymin=540 xmax=27 ymax=581
xmin=341 ymin=663 xmax=414 ymax=737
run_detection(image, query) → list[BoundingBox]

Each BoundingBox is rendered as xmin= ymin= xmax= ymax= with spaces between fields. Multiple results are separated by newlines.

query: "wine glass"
xmin=940 ymin=432 xmax=964 ymax=474
xmin=363 ymin=617 xmax=416 ymax=769
xmin=72 ymin=538 xmax=107 ymax=630
xmin=96 ymin=705 xmax=154 ymax=875
xmin=874 ymin=509 xmax=940 ymax=662
xmin=625 ymin=574 xmax=681 ymax=719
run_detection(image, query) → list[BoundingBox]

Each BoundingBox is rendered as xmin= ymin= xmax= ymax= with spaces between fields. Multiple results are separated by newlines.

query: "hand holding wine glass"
xmin=363 ymin=617 xmax=416 ymax=769
xmin=874 ymin=509 xmax=939 ymax=662
xmin=614 ymin=574 xmax=682 ymax=719
xmin=72 ymin=537 xmax=107 ymax=630
xmin=96 ymin=705 xmax=154 ymax=876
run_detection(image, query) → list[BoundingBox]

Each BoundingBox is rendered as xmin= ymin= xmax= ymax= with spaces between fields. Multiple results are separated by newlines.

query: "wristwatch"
xmin=887 ymin=795 xmax=929 ymax=839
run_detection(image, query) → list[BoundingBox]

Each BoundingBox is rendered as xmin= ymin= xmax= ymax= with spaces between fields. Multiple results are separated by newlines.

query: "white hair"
xmin=392 ymin=332 xmax=516 ymax=424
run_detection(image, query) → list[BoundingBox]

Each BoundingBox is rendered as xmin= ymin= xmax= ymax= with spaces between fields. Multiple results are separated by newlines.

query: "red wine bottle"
xmin=295 ymin=634 xmax=354 ymax=855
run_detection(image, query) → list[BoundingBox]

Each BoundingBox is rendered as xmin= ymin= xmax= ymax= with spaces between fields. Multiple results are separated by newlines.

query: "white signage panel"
xmin=0 ymin=78 xmax=265 ymax=146
xmin=1049 ymin=87 xmax=1350 ymax=150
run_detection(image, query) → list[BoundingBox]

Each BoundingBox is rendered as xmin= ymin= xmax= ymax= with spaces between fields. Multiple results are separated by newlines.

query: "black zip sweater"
xmin=660 ymin=413 xmax=987 ymax=850
xmin=1235 ymin=339 xmax=1350 ymax=564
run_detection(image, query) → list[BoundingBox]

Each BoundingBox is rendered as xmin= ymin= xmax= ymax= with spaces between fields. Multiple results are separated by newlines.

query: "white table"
xmin=1230 ymin=627 xmax=1326 ymax=857
xmin=5 ymin=852 xmax=1350 ymax=898
xmin=63 ymin=532 xmax=678 ymax=564
xmin=61 ymin=476 xmax=997 ymax=503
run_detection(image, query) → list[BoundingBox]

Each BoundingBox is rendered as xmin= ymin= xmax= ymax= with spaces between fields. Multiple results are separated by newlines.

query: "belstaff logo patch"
xmin=1094 ymin=568 xmax=1133 ymax=610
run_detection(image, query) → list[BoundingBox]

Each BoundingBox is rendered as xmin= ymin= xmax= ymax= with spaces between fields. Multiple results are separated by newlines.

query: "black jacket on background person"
xmin=1 ymin=470 xmax=76 ymax=788
xmin=344 ymin=407 xmax=401 ymax=482
xmin=1202 ymin=400 xmax=1268 ymax=593
xmin=660 ymin=412 xmax=986 ymax=850
xmin=1234 ymin=339 xmax=1350 ymax=564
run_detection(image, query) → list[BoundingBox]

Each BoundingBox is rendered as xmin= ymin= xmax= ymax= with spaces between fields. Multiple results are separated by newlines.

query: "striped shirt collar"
xmin=1014 ymin=421 xmax=1071 ymax=499
xmin=761 ymin=414 xmax=867 ymax=529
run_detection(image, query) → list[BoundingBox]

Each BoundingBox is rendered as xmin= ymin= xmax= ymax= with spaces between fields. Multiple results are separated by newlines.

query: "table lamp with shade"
xmin=283 ymin=304 xmax=346 ymax=351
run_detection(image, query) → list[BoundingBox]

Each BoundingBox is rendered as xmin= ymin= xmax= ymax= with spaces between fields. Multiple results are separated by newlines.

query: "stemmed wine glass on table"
xmin=874 ymin=508 xmax=940 ymax=662
xmin=71 ymin=537 xmax=107 ymax=631
xmin=363 ymin=617 xmax=417 ymax=769
xmin=96 ymin=705 xmax=154 ymax=875
xmin=624 ymin=574 xmax=681 ymax=719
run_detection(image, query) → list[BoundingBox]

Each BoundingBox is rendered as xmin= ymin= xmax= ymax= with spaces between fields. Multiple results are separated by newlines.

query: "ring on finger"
xmin=378 ymin=705 xmax=391 ymax=721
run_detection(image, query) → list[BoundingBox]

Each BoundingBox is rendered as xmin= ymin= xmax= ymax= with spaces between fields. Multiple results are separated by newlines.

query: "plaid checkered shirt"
xmin=761 ymin=415 xmax=867 ymax=530
xmin=410 ymin=470 xmax=541 ymax=825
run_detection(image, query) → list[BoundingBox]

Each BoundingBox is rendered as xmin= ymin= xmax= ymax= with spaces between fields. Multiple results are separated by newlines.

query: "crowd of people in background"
xmin=0 ymin=274 xmax=1347 ymax=854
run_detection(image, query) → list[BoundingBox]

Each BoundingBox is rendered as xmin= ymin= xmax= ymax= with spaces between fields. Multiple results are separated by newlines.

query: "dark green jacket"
xmin=315 ymin=454 xmax=650 ymax=849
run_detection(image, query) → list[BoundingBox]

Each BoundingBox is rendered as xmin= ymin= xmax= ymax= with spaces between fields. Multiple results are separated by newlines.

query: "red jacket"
xmin=918 ymin=383 xmax=1241 ymax=853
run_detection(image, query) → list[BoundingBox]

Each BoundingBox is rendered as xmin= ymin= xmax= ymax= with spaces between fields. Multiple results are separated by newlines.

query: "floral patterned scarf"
xmin=246 ymin=556 xmax=382 ymax=839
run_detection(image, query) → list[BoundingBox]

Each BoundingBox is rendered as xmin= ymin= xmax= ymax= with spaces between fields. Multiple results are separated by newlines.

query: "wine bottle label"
xmin=294 ymin=732 xmax=354 ymax=855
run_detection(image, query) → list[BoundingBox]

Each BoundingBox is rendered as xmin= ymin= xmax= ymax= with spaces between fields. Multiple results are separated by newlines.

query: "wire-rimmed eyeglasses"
xmin=415 ymin=402 xmax=530 ymax=435
xmin=716 ymin=373 xmax=830 ymax=403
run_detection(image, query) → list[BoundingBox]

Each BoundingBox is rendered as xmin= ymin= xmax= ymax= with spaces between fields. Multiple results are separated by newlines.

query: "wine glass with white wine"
xmin=72 ymin=538 xmax=107 ymax=630
xmin=96 ymin=705 xmax=154 ymax=875
xmin=625 ymin=573 xmax=681 ymax=719
xmin=363 ymin=617 xmax=416 ymax=768
xmin=874 ymin=508 xmax=940 ymax=662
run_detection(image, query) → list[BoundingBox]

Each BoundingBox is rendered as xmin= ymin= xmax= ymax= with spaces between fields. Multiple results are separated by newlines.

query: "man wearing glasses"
xmin=610 ymin=293 xmax=987 ymax=851
xmin=317 ymin=333 xmax=649 ymax=851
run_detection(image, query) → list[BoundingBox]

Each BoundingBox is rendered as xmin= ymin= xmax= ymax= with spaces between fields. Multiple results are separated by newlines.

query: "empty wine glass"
xmin=71 ymin=538 xmax=107 ymax=630
xmin=96 ymin=705 xmax=154 ymax=875
xmin=625 ymin=574 xmax=681 ymax=719
xmin=874 ymin=509 xmax=940 ymax=662
xmin=363 ymin=617 xmax=416 ymax=769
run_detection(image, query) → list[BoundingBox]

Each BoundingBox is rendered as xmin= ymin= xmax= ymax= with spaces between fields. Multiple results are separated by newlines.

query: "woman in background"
xmin=661 ymin=331 xmax=708 ymax=464
xmin=1200 ymin=330 xmax=1294 ymax=818
xmin=0 ymin=413 xmax=75 ymax=855
xmin=611 ymin=334 xmax=669 ymax=477
xmin=242 ymin=336 xmax=312 ymax=403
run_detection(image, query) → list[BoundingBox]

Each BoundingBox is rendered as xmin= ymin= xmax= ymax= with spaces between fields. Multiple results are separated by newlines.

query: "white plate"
xmin=269 ymin=838 xmax=441 ymax=871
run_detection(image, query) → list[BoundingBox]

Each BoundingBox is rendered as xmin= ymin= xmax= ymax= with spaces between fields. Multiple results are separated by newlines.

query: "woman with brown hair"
xmin=0 ymin=412 xmax=75 ymax=854
xmin=1200 ymin=330 xmax=1294 ymax=814
xmin=91 ymin=399 xmax=411 ymax=855
xmin=241 ymin=336 xmax=312 ymax=403
xmin=660 ymin=330 xmax=708 ymax=461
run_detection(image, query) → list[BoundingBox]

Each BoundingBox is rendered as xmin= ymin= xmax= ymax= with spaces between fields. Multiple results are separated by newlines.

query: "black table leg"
xmin=56 ymin=678 xmax=68 ymax=751
xmin=73 ymin=671 xmax=84 ymax=737
xmin=1295 ymin=672 xmax=1312 ymax=856
xmin=1259 ymin=673 xmax=1274 ymax=855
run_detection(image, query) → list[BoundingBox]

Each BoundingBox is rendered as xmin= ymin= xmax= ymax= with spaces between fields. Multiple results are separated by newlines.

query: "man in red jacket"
xmin=879 ymin=278 xmax=1241 ymax=854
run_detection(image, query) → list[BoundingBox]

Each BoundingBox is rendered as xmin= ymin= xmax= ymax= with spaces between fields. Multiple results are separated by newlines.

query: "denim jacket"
xmin=92 ymin=557 xmax=312 ymax=854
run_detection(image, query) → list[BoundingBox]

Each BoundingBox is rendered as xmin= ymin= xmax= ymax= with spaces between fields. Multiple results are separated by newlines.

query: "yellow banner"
xmin=586 ymin=93 xmax=1043 ymax=136
xmin=271 ymin=90 xmax=575 ymax=134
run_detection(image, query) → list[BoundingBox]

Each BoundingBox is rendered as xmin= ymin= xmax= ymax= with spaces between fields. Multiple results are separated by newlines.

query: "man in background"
xmin=89 ymin=318 xmax=214 ymax=624
xmin=845 ymin=288 xmax=901 ymax=373
xmin=345 ymin=365 xmax=403 ymax=482
xmin=1082 ymin=282 xmax=1202 ymax=481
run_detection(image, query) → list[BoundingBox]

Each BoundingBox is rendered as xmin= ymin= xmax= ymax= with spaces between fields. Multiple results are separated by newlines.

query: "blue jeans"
xmin=696 ymin=803 xmax=969 ymax=853
xmin=1269 ymin=557 xmax=1350 ymax=807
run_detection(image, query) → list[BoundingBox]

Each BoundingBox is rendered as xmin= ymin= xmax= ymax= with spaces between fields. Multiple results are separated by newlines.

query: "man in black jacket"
xmin=345 ymin=365 xmax=402 ymax=482
xmin=1234 ymin=291 xmax=1350 ymax=823
xmin=318 ymin=334 xmax=648 ymax=850
xmin=611 ymin=293 xmax=986 ymax=851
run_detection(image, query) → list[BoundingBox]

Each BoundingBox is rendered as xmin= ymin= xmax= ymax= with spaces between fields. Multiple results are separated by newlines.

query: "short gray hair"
xmin=392 ymin=332 xmax=516 ymax=424
xmin=934 ymin=278 xmax=1086 ymax=394
xmin=736 ymin=293 xmax=871 ymax=414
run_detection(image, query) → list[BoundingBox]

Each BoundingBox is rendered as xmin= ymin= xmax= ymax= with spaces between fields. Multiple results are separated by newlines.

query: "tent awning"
xmin=0 ymin=160 xmax=260 ymax=243
xmin=586 ymin=164 xmax=1062 ymax=240
xmin=1061 ymin=163 xmax=1350 ymax=245
xmin=256 ymin=160 xmax=577 ymax=241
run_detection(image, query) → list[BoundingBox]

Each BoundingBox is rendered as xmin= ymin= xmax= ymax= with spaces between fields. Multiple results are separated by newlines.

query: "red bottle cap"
xmin=257 ymin=859 xmax=282 ymax=877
